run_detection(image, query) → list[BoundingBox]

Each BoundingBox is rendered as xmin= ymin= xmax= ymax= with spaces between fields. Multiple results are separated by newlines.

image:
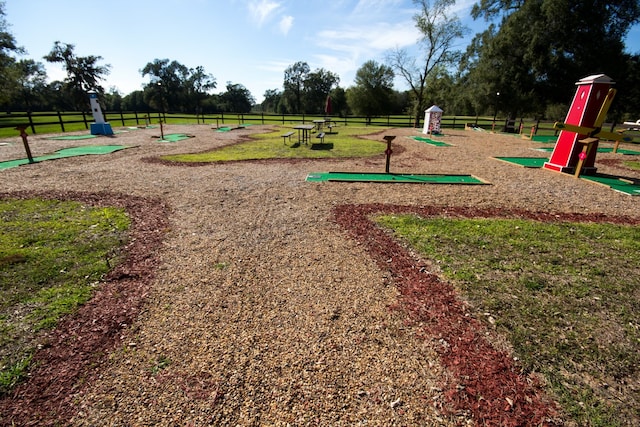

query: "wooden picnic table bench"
xmin=314 ymin=132 xmax=325 ymax=144
xmin=281 ymin=131 xmax=294 ymax=144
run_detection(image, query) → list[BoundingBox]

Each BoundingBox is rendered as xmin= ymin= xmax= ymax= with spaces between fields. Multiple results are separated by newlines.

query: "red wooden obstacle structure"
xmin=543 ymin=74 xmax=630 ymax=177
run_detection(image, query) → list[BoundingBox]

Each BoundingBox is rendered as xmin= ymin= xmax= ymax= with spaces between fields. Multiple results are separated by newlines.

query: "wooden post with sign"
xmin=15 ymin=125 xmax=34 ymax=164
xmin=383 ymin=135 xmax=395 ymax=173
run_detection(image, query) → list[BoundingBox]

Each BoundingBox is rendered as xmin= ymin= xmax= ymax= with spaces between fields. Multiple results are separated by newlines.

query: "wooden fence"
xmin=0 ymin=110 xmax=567 ymax=137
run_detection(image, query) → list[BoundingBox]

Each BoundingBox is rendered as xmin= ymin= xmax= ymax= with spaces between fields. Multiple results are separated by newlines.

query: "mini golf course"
xmin=306 ymin=172 xmax=488 ymax=184
xmin=0 ymin=145 xmax=132 ymax=170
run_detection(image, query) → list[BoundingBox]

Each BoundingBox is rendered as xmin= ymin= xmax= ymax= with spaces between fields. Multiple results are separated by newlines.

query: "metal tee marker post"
xmin=384 ymin=135 xmax=395 ymax=173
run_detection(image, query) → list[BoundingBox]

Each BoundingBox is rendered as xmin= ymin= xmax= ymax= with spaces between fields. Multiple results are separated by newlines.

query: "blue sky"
xmin=5 ymin=0 xmax=640 ymax=103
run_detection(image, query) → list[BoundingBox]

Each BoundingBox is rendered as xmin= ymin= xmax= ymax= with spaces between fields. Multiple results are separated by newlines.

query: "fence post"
xmin=282 ymin=114 xmax=285 ymax=125
xmin=57 ymin=111 xmax=66 ymax=133
xmin=261 ymin=112 xmax=264 ymax=125
xmin=120 ymin=110 xmax=125 ymax=126
xmin=452 ymin=116 xmax=456 ymax=129
xmin=82 ymin=111 xmax=88 ymax=129
xmin=134 ymin=111 xmax=139 ymax=125
xmin=28 ymin=111 xmax=36 ymax=134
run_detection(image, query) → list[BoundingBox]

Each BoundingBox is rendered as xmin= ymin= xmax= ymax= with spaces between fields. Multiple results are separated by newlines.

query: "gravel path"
xmin=1 ymin=124 xmax=638 ymax=425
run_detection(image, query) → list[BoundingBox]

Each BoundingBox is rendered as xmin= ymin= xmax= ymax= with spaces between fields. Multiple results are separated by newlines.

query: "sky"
xmin=5 ymin=0 xmax=640 ymax=104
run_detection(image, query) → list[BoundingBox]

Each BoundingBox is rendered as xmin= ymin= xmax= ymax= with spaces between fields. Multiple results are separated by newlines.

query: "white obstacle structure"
xmin=423 ymin=105 xmax=443 ymax=135
xmin=88 ymin=91 xmax=114 ymax=135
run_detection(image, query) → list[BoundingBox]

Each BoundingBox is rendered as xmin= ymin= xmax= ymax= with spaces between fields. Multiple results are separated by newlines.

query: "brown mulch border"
xmin=333 ymin=203 xmax=640 ymax=426
xmin=0 ymin=190 xmax=169 ymax=427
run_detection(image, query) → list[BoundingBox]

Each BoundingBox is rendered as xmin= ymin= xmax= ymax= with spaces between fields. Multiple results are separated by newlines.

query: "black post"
xmin=27 ymin=111 xmax=36 ymax=134
xmin=57 ymin=111 xmax=65 ymax=133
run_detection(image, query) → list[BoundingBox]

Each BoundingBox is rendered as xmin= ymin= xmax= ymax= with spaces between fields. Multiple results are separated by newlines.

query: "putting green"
xmin=535 ymin=146 xmax=640 ymax=155
xmin=46 ymin=134 xmax=98 ymax=140
xmin=494 ymin=157 xmax=549 ymax=168
xmin=157 ymin=133 xmax=194 ymax=142
xmin=525 ymin=135 xmax=558 ymax=143
xmin=411 ymin=136 xmax=452 ymax=147
xmin=306 ymin=172 xmax=488 ymax=184
xmin=580 ymin=175 xmax=640 ymax=195
xmin=0 ymin=145 xmax=131 ymax=170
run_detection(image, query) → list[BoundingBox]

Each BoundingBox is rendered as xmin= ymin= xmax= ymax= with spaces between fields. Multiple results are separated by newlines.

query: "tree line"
xmin=1 ymin=0 xmax=639 ymax=125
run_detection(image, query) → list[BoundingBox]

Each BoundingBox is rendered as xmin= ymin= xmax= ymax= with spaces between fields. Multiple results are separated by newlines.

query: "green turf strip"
xmin=411 ymin=136 xmax=452 ymax=146
xmin=0 ymin=145 xmax=130 ymax=170
xmin=580 ymin=175 xmax=640 ymax=195
xmin=45 ymin=134 xmax=98 ymax=140
xmin=494 ymin=157 xmax=549 ymax=168
xmin=535 ymin=146 xmax=640 ymax=155
xmin=157 ymin=133 xmax=194 ymax=142
xmin=526 ymin=135 xmax=558 ymax=143
xmin=306 ymin=172 xmax=487 ymax=184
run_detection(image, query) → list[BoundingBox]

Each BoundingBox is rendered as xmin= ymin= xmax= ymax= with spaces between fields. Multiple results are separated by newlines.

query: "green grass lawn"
xmin=161 ymin=126 xmax=389 ymax=162
xmin=0 ymin=198 xmax=130 ymax=394
xmin=375 ymin=214 xmax=639 ymax=427
xmin=623 ymin=159 xmax=640 ymax=170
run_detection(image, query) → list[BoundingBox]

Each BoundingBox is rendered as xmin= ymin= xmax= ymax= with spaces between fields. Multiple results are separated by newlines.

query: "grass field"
xmin=375 ymin=214 xmax=640 ymax=426
xmin=0 ymin=198 xmax=130 ymax=395
xmin=161 ymin=125 xmax=388 ymax=162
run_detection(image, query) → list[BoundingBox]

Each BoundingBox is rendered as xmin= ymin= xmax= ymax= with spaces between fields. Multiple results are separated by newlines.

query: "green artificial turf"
xmin=0 ymin=145 xmax=131 ymax=170
xmin=156 ymin=133 xmax=194 ymax=142
xmin=306 ymin=172 xmax=488 ymax=184
xmin=494 ymin=157 xmax=549 ymax=168
xmin=410 ymin=136 xmax=452 ymax=147
xmin=45 ymin=134 xmax=98 ymax=140
xmin=580 ymin=174 xmax=640 ymax=195
xmin=535 ymin=146 xmax=640 ymax=155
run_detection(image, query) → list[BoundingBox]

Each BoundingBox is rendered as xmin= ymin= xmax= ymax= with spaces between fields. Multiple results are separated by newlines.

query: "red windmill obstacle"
xmin=543 ymin=74 xmax=631 ymax=177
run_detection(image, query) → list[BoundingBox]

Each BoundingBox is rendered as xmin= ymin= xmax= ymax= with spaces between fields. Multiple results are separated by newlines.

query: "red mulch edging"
xmin=0 ymin=191 xmax=169 ymax=427
xmin=333 ymin=204 xmax=639 ymax=426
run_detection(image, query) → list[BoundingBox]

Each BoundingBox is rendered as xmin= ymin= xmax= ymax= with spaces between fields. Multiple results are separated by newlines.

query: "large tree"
xmin=387 ymin=0 xmax=466 ymax=127
xmin=462 ymin=0 xmax=640 ymax=118
xmin=44 ymin=41 xmax=110 ymax=110
xmin=186 ymin=65 xmax=216 ymax=113
xmin=219 ymin=82 xmax=255 ymax=113
xmin=282 ymin=61 xmax=310 ymax=113
xmin=140 ymin=59 xmax=189 ymax=112
xmin=0 ymin=1 xmax=24 ymax=106
xmin=303 ymin=68 xmax=340 ymax=114
xmin=347 ymin=60 xmax=395 ymax=119
xmin=15 ymin=59 xmax=48 ymax=110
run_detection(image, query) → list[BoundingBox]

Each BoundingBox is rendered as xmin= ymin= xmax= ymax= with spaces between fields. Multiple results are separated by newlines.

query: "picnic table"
xmin=294 ymin=124 xmax=314 ymax=144
xmin=313 ymin=120 xmax=325 ymax=132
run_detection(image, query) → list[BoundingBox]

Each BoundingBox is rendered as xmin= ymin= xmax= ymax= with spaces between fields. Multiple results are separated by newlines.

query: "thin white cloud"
xmin=317 ymin=21 xmax=420 ymax=53
xmin=248 ymin=0 xmax=282 ymax=27
xmin=279 ymin=15 xmax=294 ymax=35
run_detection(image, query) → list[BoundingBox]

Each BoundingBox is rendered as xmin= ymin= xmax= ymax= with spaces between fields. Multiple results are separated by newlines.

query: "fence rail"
xmin=1 ymin=110 xmax=633 ymax=142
